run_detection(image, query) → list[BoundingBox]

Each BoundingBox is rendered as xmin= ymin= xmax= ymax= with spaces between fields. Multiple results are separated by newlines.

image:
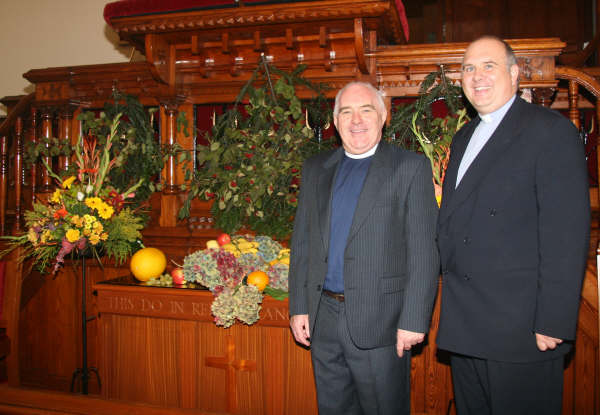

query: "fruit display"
xmin=182 ymin=234 xmax=290 ymax=327
xmin=130 ymin=247 xmax=167 ymax=281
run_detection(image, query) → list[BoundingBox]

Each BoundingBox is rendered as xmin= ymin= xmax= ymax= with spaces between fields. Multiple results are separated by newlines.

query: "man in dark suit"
xmin=289 ymin=81 xmax=440 ymax=414
xmin=437 ymin=36 xmax=590 ymax=415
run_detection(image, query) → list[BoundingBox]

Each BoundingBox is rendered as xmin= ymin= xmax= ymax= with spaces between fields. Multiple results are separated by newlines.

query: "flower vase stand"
xmin=70 ymin=255 xmax=101 ymax=395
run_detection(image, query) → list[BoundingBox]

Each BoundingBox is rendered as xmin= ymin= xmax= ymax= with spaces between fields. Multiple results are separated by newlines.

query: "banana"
xmin=206 ymin=240 xmax=219 ymax=249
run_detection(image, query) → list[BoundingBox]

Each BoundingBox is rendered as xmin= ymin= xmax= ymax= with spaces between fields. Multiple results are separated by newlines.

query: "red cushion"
xmin=105 ymin=0 xmax=253 ymax=24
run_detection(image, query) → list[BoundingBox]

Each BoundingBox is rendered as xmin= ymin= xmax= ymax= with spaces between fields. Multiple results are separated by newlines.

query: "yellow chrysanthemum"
xmin=83 ymin=228 xmax=92 ymax=236
xmin=62 ymin=176 xmax=76 ymax=189
xmin=100 ymin=232 xmax=108 ymax=241
xmin=92 ymin=221 xmax=104 ymax=233
xmin=71 ymin=215 xmax=84 ymax=227
xmin=89 ymin=234 xmax=100 ymax=245
xmin=51 ymin=189 xmax=62 ymax=203
xmin=85 ymin=197 xmax=102 ymax=209
xmin=65 ymin=229 xmax=81 ymax=243
xmin=97 ymin=204 xmax=114 ymax=220
xmin=83 ymin=214 xmax=96 ymax=225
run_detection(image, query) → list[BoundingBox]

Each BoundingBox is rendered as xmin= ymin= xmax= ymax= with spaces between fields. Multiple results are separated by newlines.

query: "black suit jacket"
xmin=289 ymin=141 xmax=440 ymax=349
xmin=437 ymin=97 xmax=590 ymax=362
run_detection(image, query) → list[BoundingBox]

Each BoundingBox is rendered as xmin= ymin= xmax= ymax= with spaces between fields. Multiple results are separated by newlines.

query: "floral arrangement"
xmin=2 ymin=115 xmax=145 ymax=273
xmin=179 ymin=62 xmax=334 ymax=239
xmin=411 ymin=108 xmax=468 ymax=204
xmin=385 ymin=67 xmax=470 ymax=204
xmin=183 ymin=234 xmax=289 ymax=327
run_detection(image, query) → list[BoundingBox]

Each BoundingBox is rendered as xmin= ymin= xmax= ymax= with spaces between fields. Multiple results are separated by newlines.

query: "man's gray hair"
xmin=333 ymin=81 xmax=386 ymax=118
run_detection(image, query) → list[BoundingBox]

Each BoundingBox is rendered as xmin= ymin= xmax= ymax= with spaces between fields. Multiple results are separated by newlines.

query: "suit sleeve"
xmin=288 ymin=159 xmax=312 ymax=316
xmin=534 ymin=115 xmax=590 ymax=340
xmin=397 ymin=156 xmax=441 ymax=333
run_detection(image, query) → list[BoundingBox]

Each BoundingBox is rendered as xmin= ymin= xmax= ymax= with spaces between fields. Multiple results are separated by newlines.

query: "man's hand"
xmin=535 ymin=333 xmax=563 ymax=351
xmin=396 ymin=329 xmax=425 ymax=357
xmin=290 ymin=314 xmax=311 ymax=346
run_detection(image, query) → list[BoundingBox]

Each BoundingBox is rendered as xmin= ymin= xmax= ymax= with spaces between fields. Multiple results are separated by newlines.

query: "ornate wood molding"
xmin=109 ymin=0 xmax=404 ymax=45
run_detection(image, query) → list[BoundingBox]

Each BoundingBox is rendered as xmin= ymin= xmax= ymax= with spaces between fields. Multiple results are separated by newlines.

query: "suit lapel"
xmin=317 ymin=148 xmax=343 ymax=253
xmin=439 ymin=117 xmax=479 ymax=220
xmin=346 ymin=142 xmax=389 ymax=244
xmin=439 ymin=97 xmax=526 ymax=224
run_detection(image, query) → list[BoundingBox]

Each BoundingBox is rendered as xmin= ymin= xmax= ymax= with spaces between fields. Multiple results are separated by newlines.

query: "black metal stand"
xmin=70 ymin=255 xmax=101 ymax=394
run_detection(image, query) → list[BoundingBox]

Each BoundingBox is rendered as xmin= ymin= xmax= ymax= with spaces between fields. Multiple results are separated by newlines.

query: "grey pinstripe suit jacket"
xmin=289 ymin=141 xmax=440 ymax=349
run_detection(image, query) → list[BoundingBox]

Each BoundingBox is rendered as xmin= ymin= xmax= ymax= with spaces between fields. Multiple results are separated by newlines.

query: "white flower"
xmin=77 ymin=192 xmax=85 ymax=201
xmin=86 ymin=184 xmax=93 ymax=194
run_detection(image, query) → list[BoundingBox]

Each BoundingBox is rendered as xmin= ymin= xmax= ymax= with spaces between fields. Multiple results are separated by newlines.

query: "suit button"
xmin=463 ymin=237 xmax=470 ymax=244
xmin=490 ymin=208 xmax=497 ymax=216
xmin=463 ymin=275 xmax=470 ymax=281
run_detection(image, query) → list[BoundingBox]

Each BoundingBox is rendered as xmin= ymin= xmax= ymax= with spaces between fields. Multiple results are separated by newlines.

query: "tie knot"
xmin=480 ymin=114 xmax=492 ymax=123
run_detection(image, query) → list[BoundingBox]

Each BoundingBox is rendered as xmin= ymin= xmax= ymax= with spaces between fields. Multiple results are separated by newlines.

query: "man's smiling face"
xmin=334 ymin=83 xmax=386 ymax=155
xmin=461 ymin=37 xmax=519 ymax=115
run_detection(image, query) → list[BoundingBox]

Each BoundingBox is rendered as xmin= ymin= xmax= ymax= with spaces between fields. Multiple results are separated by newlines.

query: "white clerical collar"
xmin=478 ymin=94 xmax=516 ymax=124
xmin=345 ymin=143 xmax=379 ymax=159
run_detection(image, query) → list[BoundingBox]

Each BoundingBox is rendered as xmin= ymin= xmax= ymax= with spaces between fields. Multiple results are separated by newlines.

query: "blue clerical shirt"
xmin=322 ymin=153 xmax=373 ymax=293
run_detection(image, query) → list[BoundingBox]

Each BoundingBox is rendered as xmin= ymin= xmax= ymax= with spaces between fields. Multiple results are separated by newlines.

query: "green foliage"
xmin=385 ymin=67 xmax=470 ymax=187
xmin=103 ymin=208 xmax=145 ymax=264
xmin=24 ymin=136 xmax=72 ymax=167
xmin=180 ymin=62 xmax=334 ymax=239
xmin=384 ymin=66 xmax=466 ymax=150
xmin=77 ymin=90 xmax=163 ymax=203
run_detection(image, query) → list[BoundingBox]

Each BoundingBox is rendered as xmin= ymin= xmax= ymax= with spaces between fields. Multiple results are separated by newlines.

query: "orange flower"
xmin=53 ymin=207 xmax=68 ymax=220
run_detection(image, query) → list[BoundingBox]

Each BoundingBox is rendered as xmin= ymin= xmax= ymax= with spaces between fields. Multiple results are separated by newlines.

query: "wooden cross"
xmin=205 ymin=335 xmax=257 ymax=413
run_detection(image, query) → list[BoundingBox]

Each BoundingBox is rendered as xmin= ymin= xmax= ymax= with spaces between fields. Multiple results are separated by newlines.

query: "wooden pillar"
xmin=29 ymin=107 xmax=37 ymax=203
xmin=58 ymin=106 xmax=73 ymax=173
xmin=39 ymin=108 xmax=53 ymax=193
xmin=568 ymin=80 xmax=580 ymax=129
xmin=12 ymin=117 xmax=23 ymax=233
xmin=159 ymin=97 xmax=185 ymax=227
xmin=162 ymin=102 xmax=179 ymax=195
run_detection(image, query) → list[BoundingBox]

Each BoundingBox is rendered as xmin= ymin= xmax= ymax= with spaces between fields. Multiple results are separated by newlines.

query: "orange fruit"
xmin=130 ymin=247 xmax=167 ymax=281
xmin=247 ymin=270 xmax=269 ymax=291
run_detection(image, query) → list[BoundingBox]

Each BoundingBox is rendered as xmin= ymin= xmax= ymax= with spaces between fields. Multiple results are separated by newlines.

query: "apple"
xmin=216 ymin=233 xmax=231 ymax=246
xmin=171 ymin=268 xmax=185 ymax=285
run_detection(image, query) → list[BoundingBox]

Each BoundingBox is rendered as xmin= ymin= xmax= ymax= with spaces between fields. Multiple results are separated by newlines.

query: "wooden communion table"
xmin=95 ymin=276 xmax=317 ymax=415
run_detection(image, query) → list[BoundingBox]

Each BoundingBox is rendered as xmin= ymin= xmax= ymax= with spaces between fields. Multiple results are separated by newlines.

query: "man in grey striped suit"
xmin=289 ymin=81 xmax=440 ymax=414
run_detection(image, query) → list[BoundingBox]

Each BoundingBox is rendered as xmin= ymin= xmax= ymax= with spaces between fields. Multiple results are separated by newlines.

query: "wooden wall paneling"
xmin=261 ymin=326 xmax=285 ymax=415
xmin=178 ymin=320 xmax=199 ymax=409
xmin=284 ymin=332 xmax=318 ymax=415
xmin=19 ymin=266 xmax=77 ymax=390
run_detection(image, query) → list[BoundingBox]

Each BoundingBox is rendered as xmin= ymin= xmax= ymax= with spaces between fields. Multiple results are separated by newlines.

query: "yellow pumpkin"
xmin=130 ymin=247 xmax=167 ymax=281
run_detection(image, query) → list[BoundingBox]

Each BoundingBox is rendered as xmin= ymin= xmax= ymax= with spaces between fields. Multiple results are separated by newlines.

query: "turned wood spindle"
xmin=29 ymin=107 xmax=37 ymax=203
xmin=13 ymin=116 xmax=24 ymax=233
xmin=39 ymin=109 xmax=53 ymax=193
xmin=163 ymin=105 xmax=178 ymax=194
xmin=59 ymin=109 xmax=73 ymax=172
xmin=568 ymin=80 xmax=580 ymax=130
